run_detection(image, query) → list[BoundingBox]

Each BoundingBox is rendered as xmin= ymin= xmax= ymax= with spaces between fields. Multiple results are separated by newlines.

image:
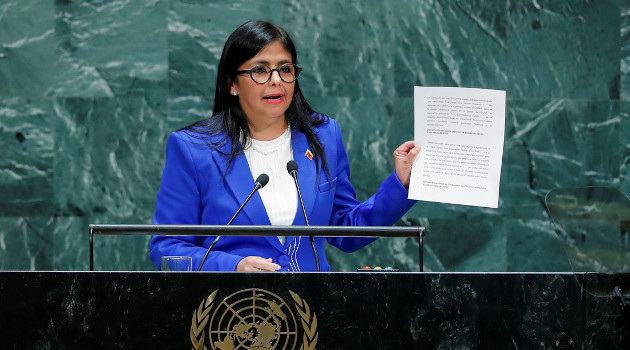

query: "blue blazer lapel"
xmin=211 ymin=144 xmax=271 ymax=226
xmin=291 ymin=130 xmax=317 ymax=226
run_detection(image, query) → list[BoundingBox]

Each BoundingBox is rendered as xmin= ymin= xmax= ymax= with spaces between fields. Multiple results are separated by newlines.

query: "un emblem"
xmin=190 ymin=288 xmax=318 ymax=350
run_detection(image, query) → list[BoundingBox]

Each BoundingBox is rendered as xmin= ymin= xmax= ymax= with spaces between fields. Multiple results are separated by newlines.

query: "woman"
xmin=149 ymin=20 xmax=420 ymax=272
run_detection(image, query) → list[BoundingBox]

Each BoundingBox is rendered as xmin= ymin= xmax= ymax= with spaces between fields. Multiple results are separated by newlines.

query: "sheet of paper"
xmin=409 ymin=86 xmax=506 ymax=208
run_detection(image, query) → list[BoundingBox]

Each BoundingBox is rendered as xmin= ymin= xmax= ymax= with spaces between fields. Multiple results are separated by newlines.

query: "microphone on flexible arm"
xmin=196 ymin=173 xmax=269 ymax=271
xmin=286 ymin=160 xmax=320 ymax=272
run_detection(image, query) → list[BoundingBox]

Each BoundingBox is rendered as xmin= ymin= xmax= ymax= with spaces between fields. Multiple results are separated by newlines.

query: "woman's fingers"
xmin=393 ymin=141 xmax=421 ymax=189
xmin=236 ymin=256 xmax=281 ymax=272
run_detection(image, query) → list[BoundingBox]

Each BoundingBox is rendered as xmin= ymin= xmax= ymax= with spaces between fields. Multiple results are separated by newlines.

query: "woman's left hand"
xmin=393 ymin=141 xmax=421 ymax=190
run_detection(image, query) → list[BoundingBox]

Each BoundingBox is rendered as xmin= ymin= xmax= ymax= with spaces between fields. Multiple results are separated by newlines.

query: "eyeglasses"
xmin=236 ymin=63 xmax=302 ymax=84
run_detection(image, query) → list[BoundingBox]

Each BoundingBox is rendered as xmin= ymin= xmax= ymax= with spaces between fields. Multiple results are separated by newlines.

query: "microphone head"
xmin=255 ymin=173 xmax=269 ymax=188
xmin=286 ymin=160 xmax=298 ymax=176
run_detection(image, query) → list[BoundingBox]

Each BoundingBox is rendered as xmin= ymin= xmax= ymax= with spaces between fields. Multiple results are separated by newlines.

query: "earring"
xmin=232 ymin=91 xmax=237 ymax=96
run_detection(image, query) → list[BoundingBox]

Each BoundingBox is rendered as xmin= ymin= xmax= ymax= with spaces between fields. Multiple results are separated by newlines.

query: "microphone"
xmin=196 ymin=173 xmax=269 ymax=271
xmin=286 ymin=160 xmax=320 ymax=272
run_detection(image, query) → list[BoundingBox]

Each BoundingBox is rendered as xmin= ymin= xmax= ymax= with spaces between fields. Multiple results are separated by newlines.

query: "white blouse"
xmin=243 ymin=127 xmax=297 ymax=244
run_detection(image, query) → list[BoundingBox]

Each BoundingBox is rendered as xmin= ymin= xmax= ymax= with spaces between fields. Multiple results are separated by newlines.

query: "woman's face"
xmin=230 ymin=41 xmax=295 ymax=129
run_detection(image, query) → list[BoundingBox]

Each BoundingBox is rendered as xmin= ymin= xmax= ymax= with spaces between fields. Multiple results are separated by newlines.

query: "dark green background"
xmin=0 ymin=0 xmax=625 ymax=272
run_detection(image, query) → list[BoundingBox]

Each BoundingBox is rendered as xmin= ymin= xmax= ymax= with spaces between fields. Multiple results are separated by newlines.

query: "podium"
xmin=1 ymin=223 xmax=626 ymax=348
xmin=0 ymin=271 xmax=627 ymax=349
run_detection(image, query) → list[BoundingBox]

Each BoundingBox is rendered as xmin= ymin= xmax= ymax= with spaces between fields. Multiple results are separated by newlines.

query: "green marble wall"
xmin=0 ymin=0 xmax=625 ymax=272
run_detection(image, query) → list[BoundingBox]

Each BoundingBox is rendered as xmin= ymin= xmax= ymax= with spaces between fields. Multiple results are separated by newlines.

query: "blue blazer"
xmin=149 ymin=116 xmax=416 ymax=271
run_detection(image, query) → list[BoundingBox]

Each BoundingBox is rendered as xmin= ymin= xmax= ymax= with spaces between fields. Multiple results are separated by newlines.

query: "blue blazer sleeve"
xmin=322 ymin=118 xmax=417 ymax=252
xmin=149 ymin=132 xmax=244 ymax=271
xmin=149 ymin=117 xmax=417 ymax=271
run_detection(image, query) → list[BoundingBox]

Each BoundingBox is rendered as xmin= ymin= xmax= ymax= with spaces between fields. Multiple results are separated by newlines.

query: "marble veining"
xmin=0 ymin=0 xmax=627 ymax=273
xmin=1 ymin=272 xmax=626 ymax=349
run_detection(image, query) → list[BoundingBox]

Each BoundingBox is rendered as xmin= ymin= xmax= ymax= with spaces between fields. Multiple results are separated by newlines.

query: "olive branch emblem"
xmin=289 ymin=290 xmax=318 ymax=350
xmin=190 ymin=289 xmax=317 ymax=350
xmin=190 ymin=290 xmax=217 ymax=350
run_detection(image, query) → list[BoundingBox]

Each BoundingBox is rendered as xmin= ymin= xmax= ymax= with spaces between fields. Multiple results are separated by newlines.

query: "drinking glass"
xmin=161 ymin=256 xmax=192 ymax=271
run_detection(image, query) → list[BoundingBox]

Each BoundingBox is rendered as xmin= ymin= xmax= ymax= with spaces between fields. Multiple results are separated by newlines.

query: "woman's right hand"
xmin=236 ymin=256 xmax=281 ymax=272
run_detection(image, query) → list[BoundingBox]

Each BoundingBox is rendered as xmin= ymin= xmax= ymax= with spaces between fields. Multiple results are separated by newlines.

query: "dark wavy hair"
xmin=184 ymin=20 xmax=329 ymax=180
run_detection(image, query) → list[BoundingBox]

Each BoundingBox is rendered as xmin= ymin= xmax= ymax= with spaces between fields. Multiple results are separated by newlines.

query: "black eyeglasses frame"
xmin=235 ymin=63 xmax=302 ymax=84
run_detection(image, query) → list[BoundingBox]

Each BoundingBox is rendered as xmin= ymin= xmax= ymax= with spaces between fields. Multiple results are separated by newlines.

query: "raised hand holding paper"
xmin=409 ymin=86 xmax=506 ymax=208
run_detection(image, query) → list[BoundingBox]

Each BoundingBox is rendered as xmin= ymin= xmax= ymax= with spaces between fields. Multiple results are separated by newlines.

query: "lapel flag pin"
xmin=305 ymin=149 xmax=313 ymax=160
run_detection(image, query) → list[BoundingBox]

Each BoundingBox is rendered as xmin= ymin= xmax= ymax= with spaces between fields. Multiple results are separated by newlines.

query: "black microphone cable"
xmin=196 ymin=173 xmax=269 ymax=271
xmin=287 ymin=160 xmax=320 ymax=272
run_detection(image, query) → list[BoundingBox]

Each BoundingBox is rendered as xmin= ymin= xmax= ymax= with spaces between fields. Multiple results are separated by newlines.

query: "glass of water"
xmin=161 ymin=256 xmax=192 ymax=271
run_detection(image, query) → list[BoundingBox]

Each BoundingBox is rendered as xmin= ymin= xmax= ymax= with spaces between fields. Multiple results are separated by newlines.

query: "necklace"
xmin=248 ymin=127 xmax=291 ymax=155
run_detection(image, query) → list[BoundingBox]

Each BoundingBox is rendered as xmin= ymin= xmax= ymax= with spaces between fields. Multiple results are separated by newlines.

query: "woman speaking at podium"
xmin=149 ymin=20 xmax=420 ymax=272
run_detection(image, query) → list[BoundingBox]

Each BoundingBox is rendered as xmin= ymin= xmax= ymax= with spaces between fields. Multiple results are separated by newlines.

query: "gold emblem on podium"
xmin=191 ymin=288 xmax=318 ymax=350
